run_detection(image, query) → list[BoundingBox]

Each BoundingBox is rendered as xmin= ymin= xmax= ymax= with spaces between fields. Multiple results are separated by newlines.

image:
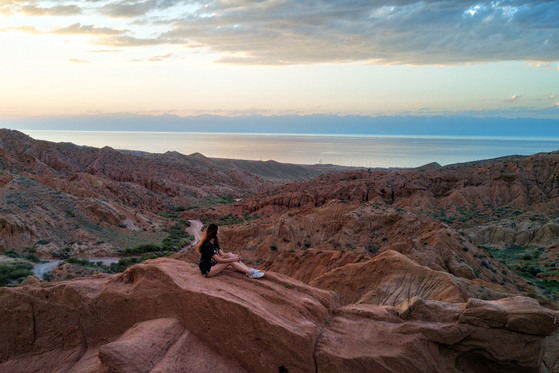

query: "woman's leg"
xmin=206 ymin=262 xmax=231 ymax=278
xmin=220 ymin=254 xmax=254 ymax=272
xmin=206 ymin=261 xmax=251 ymax=277
xmin=229 ymin=261 xmax=251 ymax=275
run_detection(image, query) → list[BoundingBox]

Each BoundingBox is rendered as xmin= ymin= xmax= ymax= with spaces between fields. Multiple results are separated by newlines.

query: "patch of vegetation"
xmin=283 ymin=282 xmax=294 ymax=289
xmin=270 ymin=244 xmax=278 ymax=251
xmin=365 ymin=245 xmax=378 ymax=254
xmin=4 ymin=250 xmax=21 ymax=258
xmin=52 ymin=247 xmax=72 ymax=260
xmin=217 ymin=195 xmax=236 ymax=205
xmin=482 ymin=244 xmax=540 ymax=265
xmin=157 ymin=207 xmax=192 ymax=226
xmin=124 ymin=224 xmax=193 ymax=254
xmin=473 ymin=268 xmax=481 ymax=278
xmin=480 ymin=244 xmax=559 ymax=300
xmin=109 ymin=253 xmax=170 ymax=273
xmin=54 ymin=252 xmax=173 ymax=277
xmin=25 ymin=254 xmax=40 ymax=263
xmin=201 ymin=213 xmax=259 ymax=229
xmin=0 ymin=262 xmax=34 ymax=286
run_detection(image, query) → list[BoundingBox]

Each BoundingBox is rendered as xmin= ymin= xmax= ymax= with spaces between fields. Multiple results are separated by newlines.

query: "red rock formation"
xmin=1 ymin=258 xmax=558 ymax=372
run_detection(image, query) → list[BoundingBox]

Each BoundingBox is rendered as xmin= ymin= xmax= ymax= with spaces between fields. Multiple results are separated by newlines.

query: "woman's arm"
xmin=218 ymin=249 xmax=236 ymax=258
xmin=212 ymin=254 xmax=240 ymax=263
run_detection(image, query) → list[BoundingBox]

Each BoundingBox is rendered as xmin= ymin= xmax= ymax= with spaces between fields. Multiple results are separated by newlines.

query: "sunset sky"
xmin=1 ymin=0 xmax=558 ymax=121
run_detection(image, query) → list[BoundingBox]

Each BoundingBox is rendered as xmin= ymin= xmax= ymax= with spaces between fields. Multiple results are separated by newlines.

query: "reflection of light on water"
xmin=19 ymin=130 xmax=559 ymax=168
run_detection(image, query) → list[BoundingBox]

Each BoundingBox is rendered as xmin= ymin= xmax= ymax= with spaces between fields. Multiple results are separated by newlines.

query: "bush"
xmin=52 ymin=251 xmax=70 ymax=260
xmin=270 ymin=244 xmax=278 ymax=251
xmin=125 ymin=243 xmax=161 ymax=254
xmin=66 ymin=258 xmax=93 ymax=267
xmin=25 ymin=254 xmax=40 ymax=263
xmin=125 ymin=224 xmax=192 ymax=254
xmin=4 ymin=250 xmax=21 ymax=258
xmin=0 ymin=262 xmax=34 ymax=286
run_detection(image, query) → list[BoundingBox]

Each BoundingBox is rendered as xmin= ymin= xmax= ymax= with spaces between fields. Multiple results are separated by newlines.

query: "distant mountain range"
xmin=4 ymin=113 xmax=559 ymax=137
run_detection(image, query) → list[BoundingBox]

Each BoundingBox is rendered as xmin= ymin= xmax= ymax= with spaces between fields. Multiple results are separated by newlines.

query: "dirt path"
xmin=182 ymin=219 xmax=203 ymax=251
xmin=33 ymin=258 xmax=120 ymax=280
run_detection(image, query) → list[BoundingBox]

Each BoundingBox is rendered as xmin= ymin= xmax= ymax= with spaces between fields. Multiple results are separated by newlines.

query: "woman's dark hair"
xmin=197 ymin=223 xmax=219 ymax=253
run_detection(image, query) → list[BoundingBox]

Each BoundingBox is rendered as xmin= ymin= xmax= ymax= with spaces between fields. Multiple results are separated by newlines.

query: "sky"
xmin=1 ymin=0 xmax=559 ymax=121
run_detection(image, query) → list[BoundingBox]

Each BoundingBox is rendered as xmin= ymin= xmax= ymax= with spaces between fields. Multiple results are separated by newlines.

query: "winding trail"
xmin=181 ymin=219 xmax=203 ymax=252
xmin=33 ymin=261 xmax=62 ymax=279
xmin=33 ymin=220 xmax=203 ymax=280
xmin=33 ymin=258 xmax=120 ymax=280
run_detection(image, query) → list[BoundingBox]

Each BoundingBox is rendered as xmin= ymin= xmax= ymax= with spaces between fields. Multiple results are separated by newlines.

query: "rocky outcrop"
xmin=219 ymin=202 xmax=533 ymax=298
xmin=1 ymin=258 xmax=558 ymax=373
xmin=0 ymin=215 xmax=37 ymax=252
xmin=316 ymin=297 xmax=559 ymax=373
xmin=211 ymin=151 xmax=559 ymax=250
xmin=465 ymin=218 xmax=559 ymax=248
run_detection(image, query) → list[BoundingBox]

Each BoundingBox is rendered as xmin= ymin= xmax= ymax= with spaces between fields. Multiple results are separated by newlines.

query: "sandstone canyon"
xmin=2 ymin=130 xmax=559 ymax=372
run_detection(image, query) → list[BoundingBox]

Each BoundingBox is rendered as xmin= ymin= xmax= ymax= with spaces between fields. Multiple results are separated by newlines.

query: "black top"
xmin=199 ymin=241 xmax=219 ymax=274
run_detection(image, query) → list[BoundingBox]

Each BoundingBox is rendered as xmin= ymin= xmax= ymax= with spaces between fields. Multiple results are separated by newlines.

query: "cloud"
xmin=100 ymin=0 xmax=157 ymax=18
xmin=20 ymin=4 xmax=82 ymax=17
xmin=93 ymin=35 xmax=169 ymax=46
xmin=504 ymin=95 xmax=523 ymax=103
xmin=68 ymin=59 xmax=90 ymax=63
xmin=3 ymin=0 xmax=559 ymax=65
xmin=1 ymin=25 xmax=42 ymax=34
xmin=99 ymin=0 xmax=180 ymax=18
xmin=126 ymin=52 xmax=172 ymax=61
xmin=86 ymin=49 xmax=124 ymax=53
xmin=149 ymin=0 xmax=559 ymax=65
xmin=50 ymin=23 xmax=126 ymax=36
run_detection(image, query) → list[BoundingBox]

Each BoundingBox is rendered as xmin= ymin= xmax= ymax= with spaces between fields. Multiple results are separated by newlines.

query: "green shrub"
xmin=270 ymin=244 xmax=278 ymax=251
xmin=0 ymin=262 xmax=34 ymax=286
xmin=4 ymin=250 xmax=21 ymax=258
xmin=52 ymin=251 xmax=70 ymax=260
xmin=25 ymin=254 xmax=40 ymax=263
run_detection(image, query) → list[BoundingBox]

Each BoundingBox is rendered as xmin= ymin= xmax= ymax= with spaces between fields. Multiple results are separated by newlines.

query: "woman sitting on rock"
xmin=198 ymin=223 xmax=264 ymax=279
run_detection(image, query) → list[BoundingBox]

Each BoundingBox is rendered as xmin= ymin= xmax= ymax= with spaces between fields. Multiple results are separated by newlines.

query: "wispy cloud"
xmin=99 ymin=0 xmax=158 ymax=18
xmin=20 ymin=4 xmax=82 ymax=17
xmin=1 ymin=25 xmax=42 ymax=34
xmin=50 ymin=23 xmax=126 ymax=36
xmin=504 ymin=95 xmax=523 ymax=103
xmin=93 ymin=35 xmax=169 ymax=46
xmin=86 ymin=49 xmax=124 ymax=53
xmin=126 ymin=52 xmax=172 ymax=62
xmin=68 ymin=58 xmax=90 ymax=63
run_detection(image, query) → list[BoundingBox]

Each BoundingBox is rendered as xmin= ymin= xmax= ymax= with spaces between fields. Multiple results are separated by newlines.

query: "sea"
xmin=18 ymin=130 xmax=559 ymax=168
